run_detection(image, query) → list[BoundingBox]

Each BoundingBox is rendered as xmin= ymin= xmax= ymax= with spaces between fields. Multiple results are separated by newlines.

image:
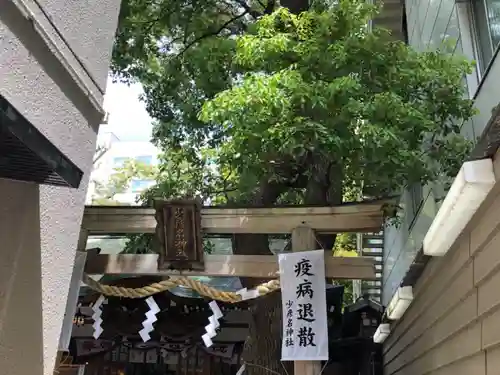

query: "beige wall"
xmin=0 ymin=180 xmax=44 ymax=374
xmin=383 ymin=152 xmax=500 ymax=375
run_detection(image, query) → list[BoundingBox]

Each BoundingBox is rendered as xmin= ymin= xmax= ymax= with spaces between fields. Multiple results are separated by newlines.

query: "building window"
xmin=130 ymin=179 xmax=155 ymax=193
xmin=472 ymin=0 xmax=500 ymax=70
xmin=410 ymin=183 xmax=423 ymax=214
xmin=135 ymin=155 xmax=153 ymax=165
xmin=113 ymin=157 xmax=130 ymax=168
xmin=489 ymin=2 xmax=500 ymax=47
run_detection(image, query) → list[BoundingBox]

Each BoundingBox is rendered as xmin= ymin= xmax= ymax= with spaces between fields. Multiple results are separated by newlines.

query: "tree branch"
xmin=233 ymin=0 xmax=263 ymax=18
xmin=176 ymin=11 xmax=250 ymax=57
xmin=280 ymin=0 xmax=310 ymax=13
xmin=92 ymin=146 xmax=108 ymax=165
xmin=263 ymin=0 xmax=276 ymax=14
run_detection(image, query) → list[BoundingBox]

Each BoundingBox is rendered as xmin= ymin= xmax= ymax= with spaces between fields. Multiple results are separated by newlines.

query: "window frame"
xmin=130 ymin=179 xmax=155 ymax=193
xmin=113 ymin=156 xmax=129 ymax=168
xmin=135 ymin=155 xmax=153 ymax=165
xmin=469 ymin=0 xmax=500 ymax=73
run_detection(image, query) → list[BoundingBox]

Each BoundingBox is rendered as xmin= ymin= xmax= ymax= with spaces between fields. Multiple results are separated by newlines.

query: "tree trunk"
xmin=243 ymin=291 xmax=293 ymax=375
xmin=279 ymin=0 xmax=310 ymax=13
xmin=236 ymin=4 xmax=338 ymax=372
xmin=304 ymin=160 xmax=343 ymax=250
xmin=232 ymin=178 xmax=287 ymax=288
xmin=237 ymin=161 xmax=343 ymax=375
xmin=234 ymin=178 xmax=289 ymax=375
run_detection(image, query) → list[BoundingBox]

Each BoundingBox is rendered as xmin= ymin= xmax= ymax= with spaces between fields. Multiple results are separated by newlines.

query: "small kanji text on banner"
xmin=278 ymin=249 xmax=329 ymax=361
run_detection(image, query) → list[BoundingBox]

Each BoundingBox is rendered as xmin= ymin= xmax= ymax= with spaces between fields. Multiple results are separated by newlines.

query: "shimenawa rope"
xmin=82 ymin=273 xmax=280 ymax=303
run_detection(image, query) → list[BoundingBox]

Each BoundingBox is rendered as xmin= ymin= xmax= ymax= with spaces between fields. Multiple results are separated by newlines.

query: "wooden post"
xmin=52 ymin=350 xmax=65 ymax=375
xmin=291 ymin=226 xmax=322 ymax=375
xmin=77 ymin=229 xmax=89 ymax=251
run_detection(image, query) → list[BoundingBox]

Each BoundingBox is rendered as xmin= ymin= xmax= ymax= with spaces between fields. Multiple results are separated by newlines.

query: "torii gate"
xmin=78 ymin=200 xmax=387 ymax=375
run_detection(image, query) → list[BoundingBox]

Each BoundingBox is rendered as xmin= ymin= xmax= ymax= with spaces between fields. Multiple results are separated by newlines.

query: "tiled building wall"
xmin=383 ymin=151 xmax=500 ymax=375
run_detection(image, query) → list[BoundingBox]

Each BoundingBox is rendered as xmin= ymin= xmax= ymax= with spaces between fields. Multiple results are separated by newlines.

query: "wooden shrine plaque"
xmin=154 ymin=199 xmax=204 ymax=271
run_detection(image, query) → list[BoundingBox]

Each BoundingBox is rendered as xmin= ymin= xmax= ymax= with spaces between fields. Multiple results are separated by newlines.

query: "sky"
xmin=102 ymin=77 xmax=153 ymax=142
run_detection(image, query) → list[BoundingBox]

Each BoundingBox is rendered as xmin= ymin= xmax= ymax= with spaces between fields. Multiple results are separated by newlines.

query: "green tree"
xmin=91 ymin=159 xmax=158 ymax=205
xmin=114 ymin=0 xmax=475 ymax=254
xmin=333 ymin=233 xmax=358 ymax=306
xmin=111 ymin=0 xmax=475 ymax=372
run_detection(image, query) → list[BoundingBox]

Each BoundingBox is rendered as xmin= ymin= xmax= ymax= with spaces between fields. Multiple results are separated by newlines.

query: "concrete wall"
xmin=0 ymin=180 xmax=44 ymax=375
xmin=383 ymin=150 xmax=500 ymax=375
xmin=0 ymin=0 xmax=120 ymax=374
xmin=35 ymin=0 xmax=121 ymax=91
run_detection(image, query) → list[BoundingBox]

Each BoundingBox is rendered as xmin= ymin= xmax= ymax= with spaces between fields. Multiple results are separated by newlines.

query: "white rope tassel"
xmin=139 ymin=296 xmax=160 ymax=342
xmin=91 ymin=295 xmax=106 ymax=339
xmin=203 ymin=300 xmax=225 ymax=347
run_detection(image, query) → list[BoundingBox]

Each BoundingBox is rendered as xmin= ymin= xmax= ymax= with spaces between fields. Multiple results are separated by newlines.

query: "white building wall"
xmin=87 ymin=133 xmax=160 ymax=205
xmin=0 ymin=0 xmax=121 ymax=374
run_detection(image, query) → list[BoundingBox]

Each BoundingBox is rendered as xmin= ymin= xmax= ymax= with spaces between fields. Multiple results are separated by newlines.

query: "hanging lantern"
xmin=72 ymin=311 xmax=86 ymax=327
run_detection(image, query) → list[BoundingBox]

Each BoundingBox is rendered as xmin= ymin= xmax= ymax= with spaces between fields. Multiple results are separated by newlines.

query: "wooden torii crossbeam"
xmin=80 ymin=201 xmax=387 ymax=280
xmin=79 ymin=200 xmax=388 ymax=375
xmin=81 ymin=201 xmax=387 ymax=235
xmin=84 ymin=253 xmax=376 ymax=279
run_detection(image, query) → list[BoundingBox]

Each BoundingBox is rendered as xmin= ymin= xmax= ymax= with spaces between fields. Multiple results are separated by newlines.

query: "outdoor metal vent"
xmin=0 ymin=94 xmax=83 ymax=188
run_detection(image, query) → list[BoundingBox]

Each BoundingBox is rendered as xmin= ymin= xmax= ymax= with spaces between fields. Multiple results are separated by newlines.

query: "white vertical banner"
xmin=279 ymin=249 xmax=328 ymax=361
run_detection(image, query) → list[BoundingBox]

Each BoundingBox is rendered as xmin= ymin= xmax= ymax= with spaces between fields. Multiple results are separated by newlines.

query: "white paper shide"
xmin=279 ymin=249 xmax=328 ymax=361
